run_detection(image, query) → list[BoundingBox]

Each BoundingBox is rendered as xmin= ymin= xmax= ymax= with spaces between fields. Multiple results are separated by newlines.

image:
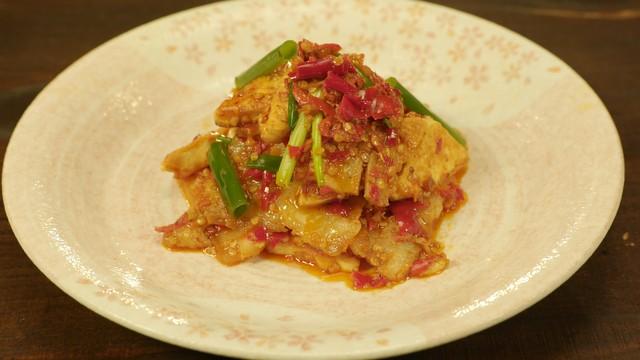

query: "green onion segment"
xmin=311 ymin=114 xmax=324 ymax=186
xmin=247 ymin=154 xmax=282 ymax=173
xmin=208 ymin=141 xmax=249 ymax=217
xmin=235 ymin=40 xmax=297 ymax=89
xmin=287 ymin=82 xmax=299 ymax=129
xmin=354 ymin=64 xmax=373 ymax=88
xmin=276 ymin=113 xmax=309 ymax=187
xmin=386 ymin=77 xmax=466 ymax=147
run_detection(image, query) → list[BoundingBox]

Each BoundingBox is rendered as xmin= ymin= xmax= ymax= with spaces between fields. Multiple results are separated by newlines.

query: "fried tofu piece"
xmin=260 ymin=84 xmax=290 ymax=143
xmin=215 ymin=75 xmax=279 ymax=127
xmin=215 ymin=71 xmax=290 ymax=144
xmin=162 ymin=133 xmax=215 ymax=178
xmin=389 ymin=113 xmax=468 ymax=201
xmin=177 ymin=168 xmax=239 ymax=229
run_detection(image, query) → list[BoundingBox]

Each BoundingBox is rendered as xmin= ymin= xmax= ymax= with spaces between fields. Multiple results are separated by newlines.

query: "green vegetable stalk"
xmin=247 ymin=154 xmax=282 ymax=173
xmin=354 ymin=64 xmax=373 ymax=88
xmin=208 ymin=140 xmax=249 ymax=217
xmin=311 ymin=114 xmax=325 ymax=186
xmin=276 ymin=113 xmax=309 ymax=187
xmin=235 ymin=40 xmax=297 ymax=89
xmin=287 ymin=82 xmax=299 ymax=129
xmin=386 ymin=77 xmax=466 ymax=147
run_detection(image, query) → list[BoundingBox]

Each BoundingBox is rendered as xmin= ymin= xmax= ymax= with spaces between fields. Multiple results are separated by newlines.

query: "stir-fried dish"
xmin=156 ymin=39 xmax=469 ymax=290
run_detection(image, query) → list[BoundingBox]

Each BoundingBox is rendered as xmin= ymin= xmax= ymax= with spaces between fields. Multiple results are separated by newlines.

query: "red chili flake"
xmin=292 ymin=83 xmax=310 ymax=105
xmin=258 ymin=171 xmax=279 ymax=210
xmin=382 ymin=155 xmax=394 ymax=167
xmin=288 ymin=145 xmax=303 ymax=159
xmin=435 ymin=137 xmax=443 ymax=154
xmin=318 ymin=185 xmax=337 ymax=198
xmin=439 ymin=183 xmax=465 ymax=212
xmin=325 ymin=149 xmax=349 ymax=162
xmin=251 ymin=225 xmax=268 ymax=242
xmin=203 ymin=224 xmax=224 ymax=238
xmin=243 ymin=168 xmax=264 ymax=180
xmin=324 ymin=71 xmax=358 ymax=95
xmin=317 ymin=42 xmax=342 ymax=55
xmin=389 ymin=199 xmax=425 ymax=236
xmin=308 ymin=95 xmax=336 ymax=117
xmin=369 ymin=184 xmax=381 ymax=203
xmin=154 ymin=212 xmax=189 ymax=233
xmin=266 ymin=231 xmax=289 ymax=248
xmin=289 ymin=58 xmax=335 ymax=80
xmin=338 ymin=95 xmax=366 ymax=121
xmin=251 ymin=225 xmax=289 ymax=248
xmin=409 ymin=256 xmax=440 ymax=277
xmin=352 ymin=272 xmax=389 ymax=289
xmin=370 ymin=95 xmax=402 ymax=120
xmin=325 ymin=200 xmax=351 ymax=217
xmin=385 ymin=127 xmax=399 ymax=146
xmin=319 ymin=117 xmax=334 ymax=137
xmin=332 ymin=57 xmax=355 ymax=76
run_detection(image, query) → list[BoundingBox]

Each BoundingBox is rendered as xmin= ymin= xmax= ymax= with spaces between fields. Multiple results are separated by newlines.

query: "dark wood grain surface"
xmin=1 ymin=1 xmax=638 ymax=359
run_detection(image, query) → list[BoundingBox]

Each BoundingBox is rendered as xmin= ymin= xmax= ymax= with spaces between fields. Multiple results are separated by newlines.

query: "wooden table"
xmin=1 ymin=1 xmax=638 ymax=358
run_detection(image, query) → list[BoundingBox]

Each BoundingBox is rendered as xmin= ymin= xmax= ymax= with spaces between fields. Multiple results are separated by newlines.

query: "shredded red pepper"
xmin=318 ymin=185 xmax=337 ymax=198
xmin=288 ymin=145 xmax=303 ymax=159
xmin=385 ymin=127 xmax=399 ymax=146
xmin=154 ymin=212 xmax=189 ymax=233
xmin=324 ymin=71 xmax=358 ymax=95
xmin=290 ymin=58 xmax=335 ymax=80
xmin=251 ymin=225 xmax=289 ymax=248
xmin=325 ymin=200 xmax=351 ymax=217
xmin=257 ymin=171 xmax=280 ymax=210
xmin=439 ymin=183 xmax=465 ymax=212
xmin=389 ymin=199 xmax=425 ymax=236
xmin=409 ymin=256 xmax=441 ymax=277
xmin=352 ymin=272 xmax=388 ymax=289
xmin=308 ymin=95 xmax=336 ymax=117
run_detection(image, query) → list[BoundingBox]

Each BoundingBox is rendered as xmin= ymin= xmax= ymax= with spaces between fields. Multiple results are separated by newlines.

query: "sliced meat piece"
xmin=211 ymin=227 xmax=265 ymax=265
xmin=162 ymin=133 xmax=215 ymax=178
xmin=161 ymin=221 xmax=211 ymax=250
xmin=323 ymin=155 xmax=362 ymax=196
xmin=389 ymin=113 xmax=468 ymax=201
xmin=349 ymin=222 xmax=421 ymax=281
xmin=177 ymin=168 xmax=240 ymax=229
xmin=275 ymin=185 xmax=363 ymax=256
xmin=269 ymin=239 xmax=359 ymax=273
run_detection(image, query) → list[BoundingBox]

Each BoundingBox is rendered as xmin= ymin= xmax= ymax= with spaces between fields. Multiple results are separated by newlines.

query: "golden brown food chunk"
xmin=350 ymin=223 xmax=422 ymax=281
xmin=269 ymin=239 xmax=360 ymax=273
xmin=162 ymin=133 xmax=215 ymax=178
xmin=215 ymin=75 xmax=279 ymax=127
xmin=161 ymin=222 xmax=211 ymax=250
xmin=211 ymin=227 xmax=265 ymax=265
xmin=275 ymin=186 xmax=363 ymax=256
xmin=177 ymin=168 xmax=239 ymax=229
xmin=215 ymin=71 xmax=290 ymax=144
xmin=389 ymin=113 xmax=468 ymax=201
xmin=260 ymin=84 xmax=289 ymax=143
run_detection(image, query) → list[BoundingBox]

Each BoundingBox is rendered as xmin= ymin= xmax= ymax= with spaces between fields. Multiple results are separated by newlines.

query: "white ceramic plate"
xmin=3 ymin=1 xmax=624 ymax=359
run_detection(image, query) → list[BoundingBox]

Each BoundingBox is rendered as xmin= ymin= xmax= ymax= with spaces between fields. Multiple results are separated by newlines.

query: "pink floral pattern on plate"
xmin=3 ymin=0 xmax=622 ymax=358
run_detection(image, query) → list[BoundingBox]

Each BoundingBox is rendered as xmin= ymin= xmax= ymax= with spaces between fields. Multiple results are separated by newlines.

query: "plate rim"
xmin=2 ymin=1 xmax=625 ymax=358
